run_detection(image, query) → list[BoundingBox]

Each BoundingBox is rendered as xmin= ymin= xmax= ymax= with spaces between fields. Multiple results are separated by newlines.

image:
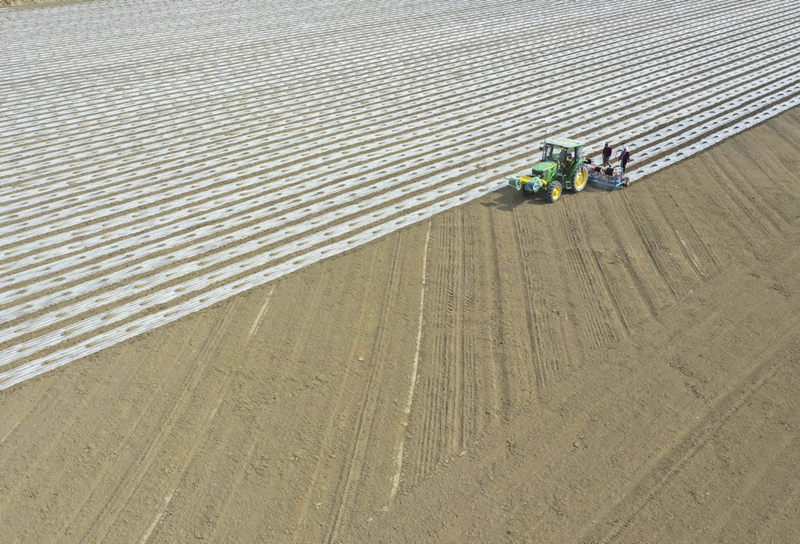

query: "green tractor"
xmin=507 ymin=137 xmax=589 ymax=203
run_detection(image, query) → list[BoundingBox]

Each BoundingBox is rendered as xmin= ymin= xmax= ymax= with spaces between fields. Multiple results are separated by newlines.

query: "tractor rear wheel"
xmin=546 ymin=180 xmax=562 ymax=203
xmin=572 ymin=166 xmax=588 ymax=192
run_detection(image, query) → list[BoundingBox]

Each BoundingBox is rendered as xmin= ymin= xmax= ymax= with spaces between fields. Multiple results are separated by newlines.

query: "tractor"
xmin=507 ymin=137 xmax=589 ymax=203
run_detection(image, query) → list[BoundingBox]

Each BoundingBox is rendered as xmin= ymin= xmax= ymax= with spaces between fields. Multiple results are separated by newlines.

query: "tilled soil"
xmin=1 ymin=108 xmax=798 ymax=542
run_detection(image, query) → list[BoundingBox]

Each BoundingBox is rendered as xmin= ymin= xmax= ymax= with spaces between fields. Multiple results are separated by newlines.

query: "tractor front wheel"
xmin=546 ymin=181 xmax=562 ymax=203
xmin=572 ymin=166 xmax=588 ymax=192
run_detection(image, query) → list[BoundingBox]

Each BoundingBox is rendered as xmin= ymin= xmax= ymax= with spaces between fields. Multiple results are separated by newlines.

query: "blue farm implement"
xmin=588 ymin=168 xmax=629 ymax=190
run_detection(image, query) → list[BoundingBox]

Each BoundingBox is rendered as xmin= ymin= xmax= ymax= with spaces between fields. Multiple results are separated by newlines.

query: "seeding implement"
xmin=587 ymin=165 xmax=630 ymax=189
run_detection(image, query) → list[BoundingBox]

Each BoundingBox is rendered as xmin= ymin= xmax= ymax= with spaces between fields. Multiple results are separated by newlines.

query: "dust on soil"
xmin=0 ymin=108 xmax=799 ymax=542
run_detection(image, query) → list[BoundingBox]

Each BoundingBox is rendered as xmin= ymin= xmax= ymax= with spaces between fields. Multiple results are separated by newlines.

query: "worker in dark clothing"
xmin=602 ymin=142 xmax=613 ymax=167
xmin=619 ymin=146 xmax=632 ymax=173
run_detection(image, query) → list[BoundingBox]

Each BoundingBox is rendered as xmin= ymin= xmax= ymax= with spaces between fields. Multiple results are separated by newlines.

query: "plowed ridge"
xmin=1 ymin=0 xmax=799 ymax=388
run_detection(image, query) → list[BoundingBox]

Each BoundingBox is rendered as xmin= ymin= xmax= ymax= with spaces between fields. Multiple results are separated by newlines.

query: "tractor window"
xmin=542 ymin=144 xmax=574 ymax=163
xmin=543 ymin=144 xmax=563 ymax=162
xmin=542 ymin=143 xmax=581 ymax=163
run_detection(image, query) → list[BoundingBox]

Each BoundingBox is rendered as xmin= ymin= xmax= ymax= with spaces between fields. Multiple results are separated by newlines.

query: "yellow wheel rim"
xmin=575 ymin=169 xmax=587 ymax=189
xmin=552 ymin=185 xmax=561 ymax=199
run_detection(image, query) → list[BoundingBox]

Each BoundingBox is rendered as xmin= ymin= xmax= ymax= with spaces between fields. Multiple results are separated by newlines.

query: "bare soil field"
xmin=1 ymin=106 xmax=798 ymax=543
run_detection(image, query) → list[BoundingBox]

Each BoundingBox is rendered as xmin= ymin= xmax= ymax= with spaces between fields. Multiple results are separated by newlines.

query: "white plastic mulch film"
xmin=1 ymin=0 xmax=799 ymax=388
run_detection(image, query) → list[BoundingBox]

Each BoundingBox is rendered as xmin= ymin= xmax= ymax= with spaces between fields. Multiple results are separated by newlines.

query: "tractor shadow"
xmin=481 ymin=187 xmax=553 ymax=212
xmin=482 ymin=183 xmax=618 ymax=212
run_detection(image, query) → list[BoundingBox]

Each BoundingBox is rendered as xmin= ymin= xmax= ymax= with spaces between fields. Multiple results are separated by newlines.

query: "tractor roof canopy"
xmin=544 ymin=137 xmax=584 ymax=148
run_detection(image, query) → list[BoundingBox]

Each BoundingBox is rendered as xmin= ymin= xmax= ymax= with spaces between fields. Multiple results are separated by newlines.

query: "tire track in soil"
xmin=58 ymin=317 xmax=218 ymax=541
xmin=447 ymin=211 xmax=467 ymax=455
xmin=585 ymin=195 xmax=657 ymax=331
xmin=77 ymin=297 xmax=243 ymax=543
xmin=713 ymin=437 xmax=800 ymax=543
xmin=439 ymin=211 xmax=464 ymax=457
xmin=694 ymin=167 xmax=772 ymax=255
xmin=638 ymin=186 xmax=708 ymax=284
xmin=488 ymin=192 xmax=542 ymax=410
xmin=637 ymin=186 xmax=707 ymax=293
xmin=652 ymin=178 xmax=728 ymax=278
xmin=387 ymin=221 xmax=431 ymax=505
xmin=139 ymin=285 xmax=277 ymax=544
xmin=626 ymin=157 xmax=794 ymax=337
xmin=684 ymin=144 xmax=794 ymax=266
xmin=701 ymin=426 xmax=798 ymax=541
xmin=203 ymin=246 xmax=389 ymax=543
xmin=286 ymin=235 xmax=421 ymax=541
xmin=566 ymin=193 xmax=640 ymax=338
xmin=484 ymin=206 xmax=515 ymax=420
xmin=621 ymin=189 xmax=699 ymax=299
xmin=581 ymin=333 xmax=799 ymax=544
xmin=403 ymin=196 xmax=516 ymax=489
xmin=542 ymin=205 xmax=579 ymax=378
xmin=406 ymin=211 xmax=466 ymax=481
xmin=587 ymin=249 xmax=634 ymax=337
xmin=576 ymin=244 xmax=800 ymax=543
xmin=507 ymin=205 xmax=548 ymax=391
xmin=513 ymin=201 xmax=571 ymax=387
xmin=728 ymin=139 xmax=797 ymax=227
xmin=459 ymin=208 xmax=479 ymax=452
xmin=151 ymin=283 xmax=290 ymax=543
xmin=703 ymin=158 xmax=783 ymax=239
xmin=0 ymin=323 xmax=178 ymax=533
xmin=405 ymin=371 xmax=435 ymax=487
xmin=555 ymin=201 xmax=626 ymax=351
xmin=614 ymin=190 xmax=681 ymax=307
xmin=401 ymin=205 xmax=517 ymax=488
xmin=324 ymin=233 xmax=409 ymax=544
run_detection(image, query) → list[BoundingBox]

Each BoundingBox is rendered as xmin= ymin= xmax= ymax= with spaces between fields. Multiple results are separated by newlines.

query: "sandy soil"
xmin=1 ymin=108 xmax=798 ymax=542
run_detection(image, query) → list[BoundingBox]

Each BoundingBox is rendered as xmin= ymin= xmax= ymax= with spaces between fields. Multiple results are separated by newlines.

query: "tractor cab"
xmin=539 ymin=138 xmax=584 ymax=177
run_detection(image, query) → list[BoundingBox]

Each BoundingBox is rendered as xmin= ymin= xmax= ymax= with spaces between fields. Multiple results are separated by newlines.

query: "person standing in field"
xmin=619 ymin=146 xmax=632 ymax=173
xmin=602 ymin=142 xmax=613 ymax=167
